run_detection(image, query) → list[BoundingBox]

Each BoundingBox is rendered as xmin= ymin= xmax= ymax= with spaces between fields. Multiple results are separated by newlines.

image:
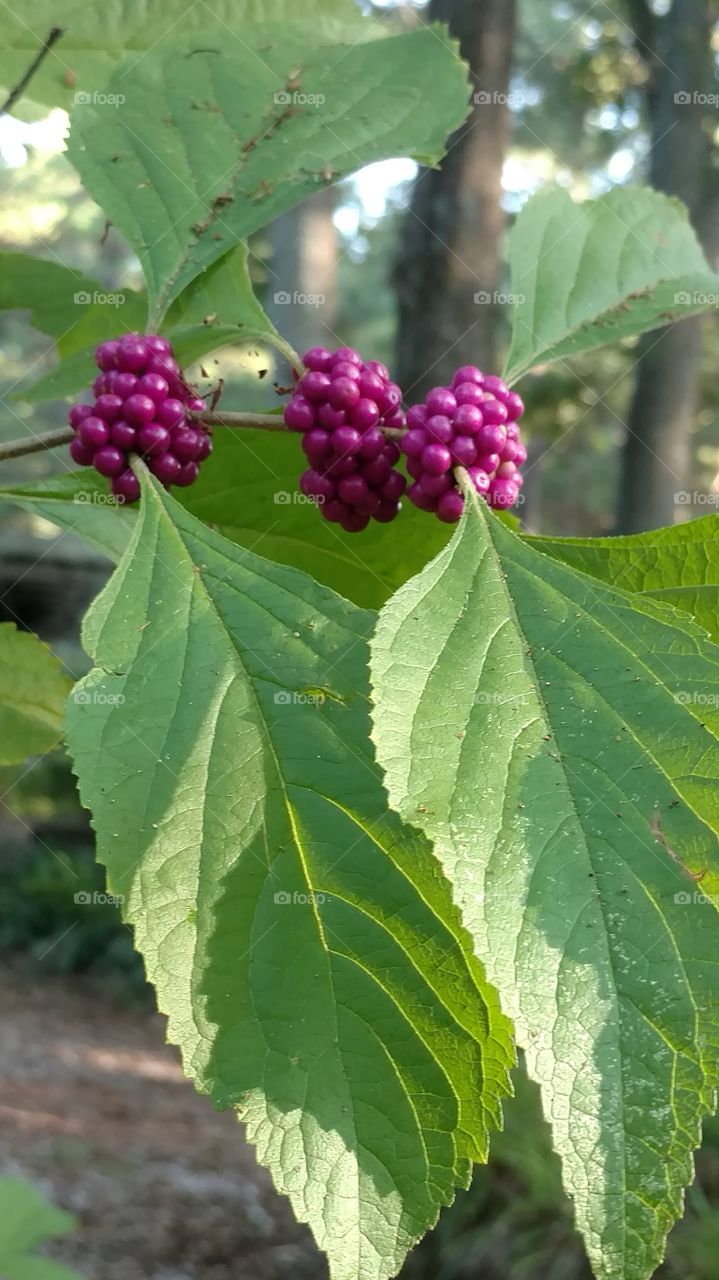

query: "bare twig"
xmin=0 ymin=28 xmax=65 ymax=117
xmin=0 ymin=426 xmax=74 ymax=461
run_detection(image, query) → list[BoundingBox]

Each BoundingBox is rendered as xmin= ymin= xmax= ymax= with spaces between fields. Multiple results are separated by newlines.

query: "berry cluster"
xmin=284 ymin=346 xmax=407 ymax=532
xmin=68 ymin=334 xmax=211 ymax=504
xmin=402 ymin=367 xmax=526 ymax=522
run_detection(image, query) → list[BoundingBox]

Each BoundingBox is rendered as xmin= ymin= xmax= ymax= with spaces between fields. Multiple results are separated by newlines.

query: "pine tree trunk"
xmin=393 ymin=0 xmax=516 ymax=399
xmin=615 ymin=0 xmax=716 ymax=533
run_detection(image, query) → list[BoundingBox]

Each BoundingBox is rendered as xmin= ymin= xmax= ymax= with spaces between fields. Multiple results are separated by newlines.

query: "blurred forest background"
xmin=2 ymin=0 xmax=719 ymax=1277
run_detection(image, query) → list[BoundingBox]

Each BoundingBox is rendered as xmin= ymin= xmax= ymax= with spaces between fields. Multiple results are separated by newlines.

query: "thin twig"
xmin=0 ymin=426 xmax=74 ymax=461
xmin=192 ymin=411 xmax=293 ymax=431
xmin=0 ymin=28 xmax=65 ymax=117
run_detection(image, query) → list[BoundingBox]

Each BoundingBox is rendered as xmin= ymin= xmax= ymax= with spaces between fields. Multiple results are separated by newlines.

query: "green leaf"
xmin=0 ymin=0 xmax=374 ymax=110
xmin=503 ymin=187 xmax=719 ymax=384
xmin=0 ymin=252 xmax=145 ymax=358
xmin=0 ymin=624 xmax=72 ymax=764
xmin=529 ymin=514 xmax=719 ymax=642
xmin=0 ymin=1178 xmax=83 ymax=1280
xmin=66 ymin=25 xmax=469 ymax=324
xmin=0 ymin=431 xmax=452 ymax=608
xmin=371 ymin=488 xmax=719 ymax=1280
xmin=65 ymin=470 xmax=513 ymax=1280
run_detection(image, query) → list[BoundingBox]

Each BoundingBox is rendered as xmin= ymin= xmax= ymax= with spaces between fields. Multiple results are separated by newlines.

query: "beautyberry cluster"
xmin=68 ymin=334 xmax=212 ymax=504
xmin=402 ymin=367 xmax=526 ymax=522
xmin=284 ymin=346 xmax=407 ymax=532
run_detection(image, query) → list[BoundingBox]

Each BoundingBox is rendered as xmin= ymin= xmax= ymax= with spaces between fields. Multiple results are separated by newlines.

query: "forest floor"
xmin=0 ymin=962 xmax=328 ymax=1280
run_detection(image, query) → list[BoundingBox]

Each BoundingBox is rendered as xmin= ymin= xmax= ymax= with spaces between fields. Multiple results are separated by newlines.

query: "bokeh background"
xmin=2 ymin=0 xmax=719 ymax=1276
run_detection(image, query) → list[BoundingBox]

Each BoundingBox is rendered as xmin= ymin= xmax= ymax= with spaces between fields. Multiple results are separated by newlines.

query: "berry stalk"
xmin=0 ymin=426 xmax=74 ymax=461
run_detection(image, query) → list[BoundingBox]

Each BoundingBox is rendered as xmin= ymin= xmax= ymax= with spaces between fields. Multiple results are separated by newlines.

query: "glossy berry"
xmin=284 ymin=345 xmax=407 ymax=532
xmin=67 ymin=334 xmax=212 ymax=502
xmin=403 ymin=364 xmax=525 ymax=522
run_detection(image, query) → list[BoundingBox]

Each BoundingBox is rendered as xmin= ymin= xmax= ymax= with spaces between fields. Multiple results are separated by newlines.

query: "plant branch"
xmin=0 ymin=427 xmax=74 ymax=461
xmin=0 ymin=28 xmax=65 ymax=117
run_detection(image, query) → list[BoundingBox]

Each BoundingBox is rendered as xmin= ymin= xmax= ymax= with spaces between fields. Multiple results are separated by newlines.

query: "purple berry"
xmin=68 ymin=403 xmax=94 ymax=428
xmin=358 ymin=371 xmax=385 ymax=401
xmin=94 ymin=446 xmax=126 ymax=478
xmin=333 ymin=425 xmax=362 ymax=455
xmin=69 ymin=438 xmax=95 ymax=467
xmin=301 ymin=469 xmax=335 ymax=501
xmin=300 ymin=371 xmax=332 ymax=403
xmin=338 ymin=475 xmax=369 ymax=505
xmin=483 ymin=375 xmax=509 ymax=400
xmin=380 ymin=471 xmax=406 ymax=502
xmin=106 ymin=371 xmax=138 ymax=399
xmin=374 ymin=500 xmax=401 ymax=523
xmin=362 ymin=455 xmax=392 ymax=486
xmin=144 ymin=335 xmax=172 ymax=356
xmin=451 ymin=436 xmax=478 ymax=466
xmin=467 ymin=467 xmax=490 ymax=496
xmin=454 ymin=382 xmax=485 ymax=408
xmin=322 ymin=499 xmax=351 ymax=524
xmin=503 ymin=390 xmax=525 ymax=421
xmin=123 ymin=394 xmax=156 ymax=426
xmin=452 ymin=365 xmax=484 ymax=387
xmin=364 ymin=359 xmax=389 ymax=380
xmin=137 ymin=424 xmax=171 ymax=457
xmin=149 ymin=452 xmax=181 ymax=486
xmin=422 ymin=443 xmax=452 ymax=476
xmin=475 ymin=451 xmax=501 ymax=475
xmin=171 ymin=427 xmax=202 ymax=463
xmin=94 ymin=394 xmax=124 ymax=423
xmin=95 ymin=340 xmax=120 ymax=371
xmin=303 ymin=346 xmax=333 ymax=372
xmin=110 ymin=421 xmax=137 ymax=451
xmin=489 ymin=476 xmax=520 ymax=508
xmin=406 ymin=405 xmax=428 ymax=429
xmin=329 ymin=377 xmax=361 ymax=410
xmin=425 ymin=415 xmax=454 ymax=444
xmin=454 ymin=404 xmax=483 ymax=434
xmin=78 ymin=416 xmax=111 ymax=450
xmin=195 ymin=432 xmax=212 ymax=462
xmin=408 ymin=482 xmax=438 ymax=512
xmin=155 ymin=398 xmax=187 ymax=429
xmin=332 ymin=347 xmax=363 ymax=367
xmin=317 ymin=403 xmax=346 ymax=430
xmin=284 ymin=396 xmax=316 ymax=431
xmin=135 ymin=373 xmax=170 ymax=404
xmin=420 ymin=472 xmax=452 ymax=497
xmin=359 ymin=428 xmax=385 ymax=461
xmin=402 ymin=428 xmax=428 ymax=457
xmin=437 ymin=489 xmax=465 ymax=523
xmin=475 ymin=423 xmax=507 ymax=454
xmin=174 ymin=461 xmax=200 ymax=487
xmin=482 ymin=397 xmax=508 ymax=425
xmin=341 ymin=511 xmax=370 ymax=533
xmin=116 ymin=338 xmax=148 ymax=373
xmin=111 ymin=469 xmax=141 ymax=504
xmin=426 ymin=387 xmax=457 ymax=417
xmin=350 ymin=398 xmax=380 ymax=431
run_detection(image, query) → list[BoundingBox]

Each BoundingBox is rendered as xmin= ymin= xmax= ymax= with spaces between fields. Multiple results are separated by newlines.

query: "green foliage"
xmin=503 ymin=187 xmax=719 ymax=384
xmin=370 ymin=488 xmax=719 ymax=1280
xmin=0 ymin=253 xmax=145 ymax=357
xmin=0 ymin=1178 xmax=84 ymax=1280
xmin=529 ymin=515 xmax=719 ymax=641
xmin=66 ymin=25 xmax=469 ymax=326
xmin=65 ymin=468 xmax=514 ymax=1280
xmin=0 ymin=0 xmax=374 ymax=110
xmin=0 ymin=624 xmax=71 ymax=765
xmin=0 ymin=433 xmax=452 ymax=608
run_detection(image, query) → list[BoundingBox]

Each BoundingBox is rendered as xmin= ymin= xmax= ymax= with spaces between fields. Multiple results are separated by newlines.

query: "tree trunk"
xmin=266 ymin=189 xmax=339 ymax=359
xmin=393 ymin=0 xmax=516 ymax=399
xmin=615 ymin=0 xmax=716 ymax=533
